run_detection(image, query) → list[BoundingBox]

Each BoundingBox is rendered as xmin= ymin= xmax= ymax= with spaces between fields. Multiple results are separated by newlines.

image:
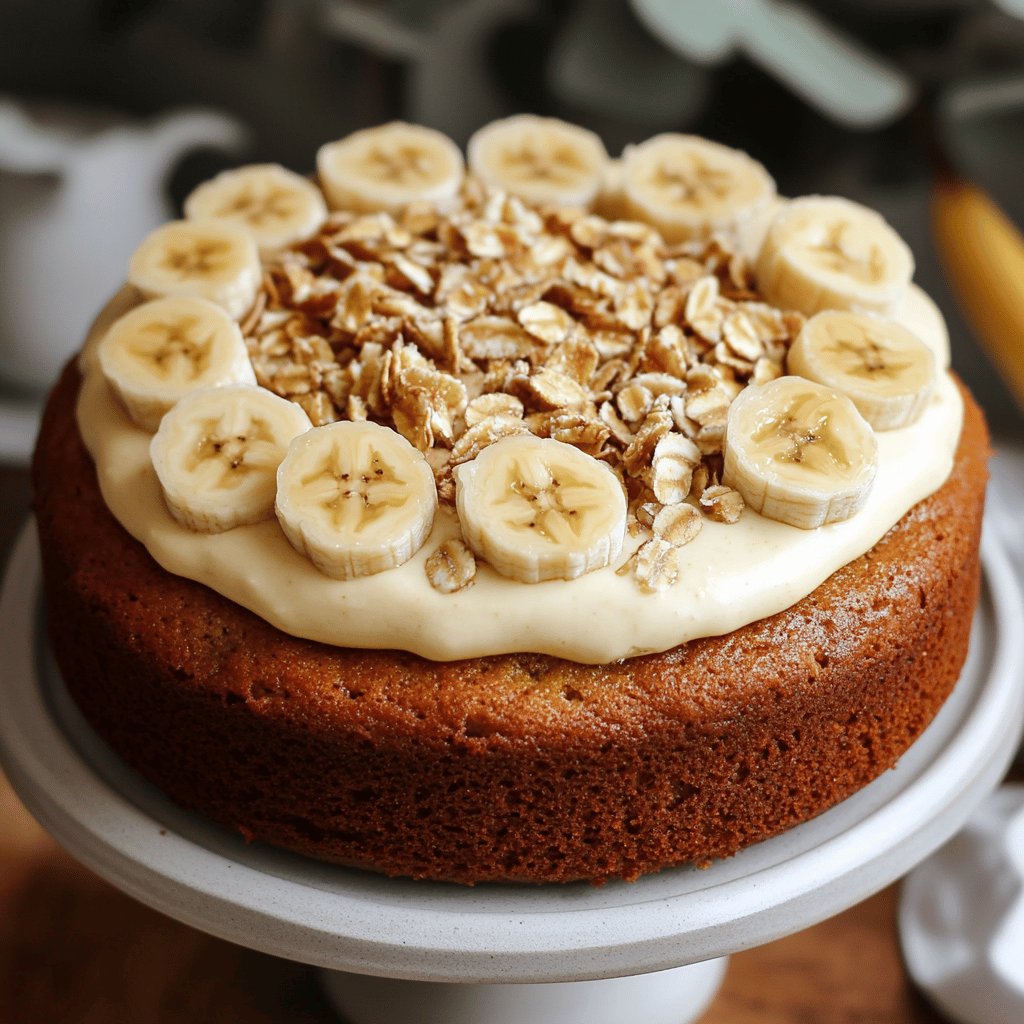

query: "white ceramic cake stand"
xmin=2 ymin=523 xmax=1023 ymax=1024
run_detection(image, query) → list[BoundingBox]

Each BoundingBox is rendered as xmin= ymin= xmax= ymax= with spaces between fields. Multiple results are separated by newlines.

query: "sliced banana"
xmin=756 ymin=196 xmax=914 ymax=317
xmin=620 ymin=133 xmax=776 ymax=245
xmin=151 ymin=385 xmax=312 ymax=532
xmin=128 ymin=220 xmax=261 ymax=320
xmin=317 ymin=122 xmax=464 ymax=214
xmin=723 ymin=376 xmax=877 ymax=530
xmin=454 ymin=434 xmax=626 ymax=583
xmin=184 ymin=163 xmax=328 ymax=255
xmin=467 ymin=115 xmax=608 ymax=209
xmin=276 ymin=420 xmax=437 ymax=579
xmin=788 ymin=311 xmax=935 ymax=431
xmin=98 ymin=296 xmax=256 ymax=431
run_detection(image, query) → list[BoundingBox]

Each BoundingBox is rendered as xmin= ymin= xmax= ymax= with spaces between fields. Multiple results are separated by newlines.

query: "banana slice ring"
xmin=317 ymin=122 xmax=464 ymax=213
xmin=467 ymin=115 xmax=608 ymax=209
xmin=788 ymin=311 xmax=935 ymax=430
xmin=276 ymin=421 xmax=437 ymax=579
xmin=151 ymin=384 xmax=312 ymax=532
xmin=723 ymin=376 xmax=877 ymax=530
xmin=98 ymin=296 xmax=256 ymax=431
xmin=620 ymin=133 xmax=776 ymax=245
xmin=128 ymin=219 xmax=261 ymax=320
xmin=454 ymin=434 xmax=627 ymax=583
xmin=756 ymin=196 xmax=914 ymax=317
xmin=184 ymin=163 xmax=328 ymax=255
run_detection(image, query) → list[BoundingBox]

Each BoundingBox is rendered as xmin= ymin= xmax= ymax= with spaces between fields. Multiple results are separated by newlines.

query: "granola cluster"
xmin=240 ymin=182 xmax=804 ymax=591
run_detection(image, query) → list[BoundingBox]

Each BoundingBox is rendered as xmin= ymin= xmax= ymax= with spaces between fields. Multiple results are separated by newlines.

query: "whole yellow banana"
xmin=932 ymin=178 xmax=1024 ymax=411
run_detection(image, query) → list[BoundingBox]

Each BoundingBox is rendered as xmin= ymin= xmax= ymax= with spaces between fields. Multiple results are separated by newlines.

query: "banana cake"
xmin=31 ymin=117 xmax=986 ymax=884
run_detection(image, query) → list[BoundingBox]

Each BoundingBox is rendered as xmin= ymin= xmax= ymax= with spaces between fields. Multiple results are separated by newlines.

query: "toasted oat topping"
xmin=242 ymin=182 xmax=803 ymax=589
xmin=699 ymin=484 xmax=746 ymax=524
xmin=652 ymin=502 xmax=703 ymax=546
xmin=425 ymin=538 xmax=477 ymax=593
xmin=632 ymin=537 xmax=682 ymax=593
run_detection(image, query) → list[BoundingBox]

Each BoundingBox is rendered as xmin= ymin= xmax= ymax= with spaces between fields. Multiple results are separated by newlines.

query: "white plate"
xmin=1 ymin=522 xmax=1022 ymax=985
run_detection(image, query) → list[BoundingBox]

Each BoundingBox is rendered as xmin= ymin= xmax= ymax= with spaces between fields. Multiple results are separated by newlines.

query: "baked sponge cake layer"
xmin=33 ymin=363 xmax=986 ymax=884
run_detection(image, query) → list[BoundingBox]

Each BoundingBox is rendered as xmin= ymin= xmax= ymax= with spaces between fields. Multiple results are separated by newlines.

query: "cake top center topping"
xmin=237 ymin=182 xmax=806 ymax=589
xmin=83 ymin=121 xmax=958 ymax=660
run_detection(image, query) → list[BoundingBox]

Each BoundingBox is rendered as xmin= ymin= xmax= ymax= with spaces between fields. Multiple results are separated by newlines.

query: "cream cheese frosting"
xmin=76 ymin=282 xmax=961 ymax=664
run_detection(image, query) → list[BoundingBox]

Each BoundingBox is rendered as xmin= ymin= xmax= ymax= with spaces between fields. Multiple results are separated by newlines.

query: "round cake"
xmin=31 ymin=118 xmax=987 ymax=884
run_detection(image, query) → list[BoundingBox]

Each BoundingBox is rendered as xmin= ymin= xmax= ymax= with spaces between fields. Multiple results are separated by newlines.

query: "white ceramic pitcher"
xmin=0 ymin=99 xmax=247 ymax=392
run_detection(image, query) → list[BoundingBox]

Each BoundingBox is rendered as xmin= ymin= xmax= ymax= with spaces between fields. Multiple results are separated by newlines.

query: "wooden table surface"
xmin=0 ymin=461 xmax=959 ymax=1024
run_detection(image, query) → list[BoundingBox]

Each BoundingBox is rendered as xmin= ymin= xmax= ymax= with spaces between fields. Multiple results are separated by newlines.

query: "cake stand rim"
xmin=1 ymin=519 xmax=1022 ymax=984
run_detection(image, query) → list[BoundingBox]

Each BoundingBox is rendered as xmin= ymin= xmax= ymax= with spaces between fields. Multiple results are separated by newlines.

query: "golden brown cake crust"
xmin=32 ymin=364 xmax=988 ymax=884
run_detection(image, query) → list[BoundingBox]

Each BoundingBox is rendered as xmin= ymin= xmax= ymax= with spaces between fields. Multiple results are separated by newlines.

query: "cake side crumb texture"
xmin=33 ymin=364 xmax=987 ymax=884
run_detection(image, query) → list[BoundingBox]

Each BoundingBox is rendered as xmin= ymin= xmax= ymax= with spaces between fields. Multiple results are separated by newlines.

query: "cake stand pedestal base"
xmin=320 ymin=957 xmax=728 ymax=1024
xmin=2 ymin=523 xmax=1023 ymax=1024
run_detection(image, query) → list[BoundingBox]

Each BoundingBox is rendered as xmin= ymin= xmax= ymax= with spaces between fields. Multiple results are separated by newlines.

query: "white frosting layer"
xmin=76 ymin=283 xmax=961 ymax=665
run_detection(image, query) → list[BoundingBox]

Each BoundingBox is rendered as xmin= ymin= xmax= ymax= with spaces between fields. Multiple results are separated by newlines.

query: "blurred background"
xmin=0 ymin=0 xmax=1022 ymax=467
